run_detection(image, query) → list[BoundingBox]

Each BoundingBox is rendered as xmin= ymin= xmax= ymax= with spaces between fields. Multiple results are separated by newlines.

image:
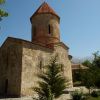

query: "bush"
xmin=97 ymin=90 xmax=100 ymax=96
xmin=91 ymin=91 xmax=99 ymax=97
xmin=72 ymin=91 xmax=83 ymax=100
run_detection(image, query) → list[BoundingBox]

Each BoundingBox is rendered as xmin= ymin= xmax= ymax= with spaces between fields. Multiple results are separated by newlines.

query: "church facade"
xmin=0 ymin=2 xmax=73 ymax=97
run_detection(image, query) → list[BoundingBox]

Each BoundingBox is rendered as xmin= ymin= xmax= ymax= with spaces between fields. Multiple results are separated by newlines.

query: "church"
xmin=0 ymin=2 xmax=73 ymax=98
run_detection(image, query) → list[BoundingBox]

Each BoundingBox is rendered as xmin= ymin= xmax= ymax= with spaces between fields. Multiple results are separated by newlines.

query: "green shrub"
xmin=97 ymin=91 xmax=100 ymax=96
xmin=91 ymin=91 xmax=99 ymax=97
xmin=72 ymin=91 xmax=83 ymax=100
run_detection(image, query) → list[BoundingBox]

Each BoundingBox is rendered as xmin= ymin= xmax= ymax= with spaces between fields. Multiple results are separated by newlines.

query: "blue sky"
xmin=0 ymin=0 xmax=100 ymax=58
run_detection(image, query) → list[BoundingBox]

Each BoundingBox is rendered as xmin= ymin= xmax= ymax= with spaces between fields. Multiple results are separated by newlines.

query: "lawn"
xmin=87 ymin=96 xmax=100 ymax=100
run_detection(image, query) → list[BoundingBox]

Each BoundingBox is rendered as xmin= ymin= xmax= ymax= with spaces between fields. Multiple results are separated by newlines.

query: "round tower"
xmin=30 ymin=2 xmax=60 ymax=48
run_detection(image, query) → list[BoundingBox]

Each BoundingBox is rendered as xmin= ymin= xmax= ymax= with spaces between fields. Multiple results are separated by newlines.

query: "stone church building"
xmin=0 ymin=2 xmax=73 ymax=98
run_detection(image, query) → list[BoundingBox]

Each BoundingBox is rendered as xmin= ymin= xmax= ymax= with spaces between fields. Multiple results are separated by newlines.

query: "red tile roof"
xmin=72 ymin=64 xmax=88 ymax=70
xmin=30 ymin=2 xmax=60 ymax=20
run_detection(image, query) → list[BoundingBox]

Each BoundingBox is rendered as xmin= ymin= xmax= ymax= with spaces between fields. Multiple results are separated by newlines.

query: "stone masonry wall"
xmin=0 ymin=43 xmax=8 ymax=95
xmin=0 ymin=37 xmax=73 ymax=100
xmin=0 ymin=38 xmax=22 ymax=96
xmin=21 ymin=41 xmax=73 ymax=97
xmin=31 ymin=14 xmax=60 ymax=45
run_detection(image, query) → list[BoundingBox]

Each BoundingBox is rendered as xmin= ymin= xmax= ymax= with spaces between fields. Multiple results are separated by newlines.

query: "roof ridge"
xmin=30 ymin=2 xmax=60 ymax=21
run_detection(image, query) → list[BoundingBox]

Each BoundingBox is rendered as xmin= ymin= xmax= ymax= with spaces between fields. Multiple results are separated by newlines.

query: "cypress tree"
xmin=34 ymin=56 xmax=68 ymax=100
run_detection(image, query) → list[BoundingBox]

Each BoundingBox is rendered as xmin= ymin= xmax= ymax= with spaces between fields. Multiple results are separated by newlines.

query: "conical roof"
xmin=30 ymin=2 xmax=60 ymax=21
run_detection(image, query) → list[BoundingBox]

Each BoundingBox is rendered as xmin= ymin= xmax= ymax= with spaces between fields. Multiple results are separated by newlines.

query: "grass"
xmin=87 ymin=96 xmax=100 ymax=100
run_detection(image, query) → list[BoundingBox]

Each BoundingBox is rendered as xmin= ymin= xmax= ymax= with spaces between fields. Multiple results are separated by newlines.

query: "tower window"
xmin=49 ymin=25 xmax=51 ymax=34
xmin=48 ymin=24 xmax=53 ymax=34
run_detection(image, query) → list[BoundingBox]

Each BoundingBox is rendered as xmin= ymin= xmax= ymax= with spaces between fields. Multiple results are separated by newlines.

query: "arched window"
xmin=5 ymin=79 xmax=8 ymax=95
xmin=39 ymin=60 xmax=42 ymax=69
xmin=48 ymin=24 xmax=53 ymax=34
xmin=49 ymin=25 xmax=51 ymax=34
xmin=38 ymin=55 xmax=43 ymax=70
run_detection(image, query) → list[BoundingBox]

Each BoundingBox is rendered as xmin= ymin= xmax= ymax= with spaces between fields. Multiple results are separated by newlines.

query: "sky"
xmin=0 ymin=0 xmax=100 ymax=58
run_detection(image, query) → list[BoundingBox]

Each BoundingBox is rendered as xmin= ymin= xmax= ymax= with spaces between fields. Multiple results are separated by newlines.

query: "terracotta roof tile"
xmin=30 ymin=2 xmax=59 ymax=20
xmin=72 ymin=64 xmax=88 ymax=70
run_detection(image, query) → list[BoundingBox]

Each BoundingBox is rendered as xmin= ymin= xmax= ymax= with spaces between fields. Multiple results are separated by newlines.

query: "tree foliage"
xmin=81 ymin=69 xmax=95 ymax=94
xmin=33 ymin=56 xmax=68 ymax=100
xmin=0 ymin=0 xmax=8 ymax=21
xmin=81 ymin=51 xmax=100 ymax=91
xmin=82 ymin=60 xmax=92 ymax=68
xmin=92 ymin=51 xmax=100 ymax=88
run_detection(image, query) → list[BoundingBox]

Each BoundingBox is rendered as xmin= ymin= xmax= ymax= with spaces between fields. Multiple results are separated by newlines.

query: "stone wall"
xmin=0 ymin=37 xmax=73 ymax=100
xmin=0 ymin=42 xmax=8 ymax=95
xmin=21 ymin=41 xmax=53 ymax=96
xmin=0 ymin=38 xmax=22 ymax=96
xmin=21 ymin=40 xmax=73 ymax=97
xmin=31 ymin=14 xmax=60 ymax=46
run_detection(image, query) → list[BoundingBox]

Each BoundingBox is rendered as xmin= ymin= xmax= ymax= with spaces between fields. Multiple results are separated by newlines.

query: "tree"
xmin=34 ymin=56 xmax=68 ymax=100
xmin=92 ymin=51 xmax=100 ymax=69
xmin=92 ymin=51 xmax=100 ymax=88
xmin=81 ymin=69 xmax=95 ymax=94
xmin=81 ymin=51 xmax=100 ymax=94
xmin=82 ymin=60 xmax=92 ymax=68
xmin=0 ymin=0 xmax=8 ymax=21
xmin=0 ymin=0 xmax=5 ymax=4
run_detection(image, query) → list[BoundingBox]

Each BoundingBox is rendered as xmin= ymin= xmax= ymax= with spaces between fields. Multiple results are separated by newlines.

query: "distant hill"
xmin=72 ymin=56 xmax=93 ymax=64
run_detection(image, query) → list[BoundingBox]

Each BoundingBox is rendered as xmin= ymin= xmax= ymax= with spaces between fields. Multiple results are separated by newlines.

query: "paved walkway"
xmin=0 ymin=97 xmax=33 ymax=100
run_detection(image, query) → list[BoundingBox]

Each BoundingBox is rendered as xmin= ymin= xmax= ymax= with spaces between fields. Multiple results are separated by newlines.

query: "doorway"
xmin=4 ymin=79 xmax=8 ymax=96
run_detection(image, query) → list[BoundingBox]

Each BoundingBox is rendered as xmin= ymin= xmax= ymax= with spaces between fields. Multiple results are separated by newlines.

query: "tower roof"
xmin=30 ymin=2 xmax=60 ymax=21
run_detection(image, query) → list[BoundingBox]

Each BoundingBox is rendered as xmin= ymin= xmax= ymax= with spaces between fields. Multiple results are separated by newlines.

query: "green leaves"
xmin=81 ymin=51 xmax=100 ymax=91
xmin=33 ymin=56 xmax=68 ymax=100
xmin=0 ymin=9 xmax=8 ymax=17
xmin=0 ymin=0 xmax=5 ymax=4
xmin=0 ymin=0 xmax=8 ymax=21
xmin=82 ymin=60 xmax=92 ymax=68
